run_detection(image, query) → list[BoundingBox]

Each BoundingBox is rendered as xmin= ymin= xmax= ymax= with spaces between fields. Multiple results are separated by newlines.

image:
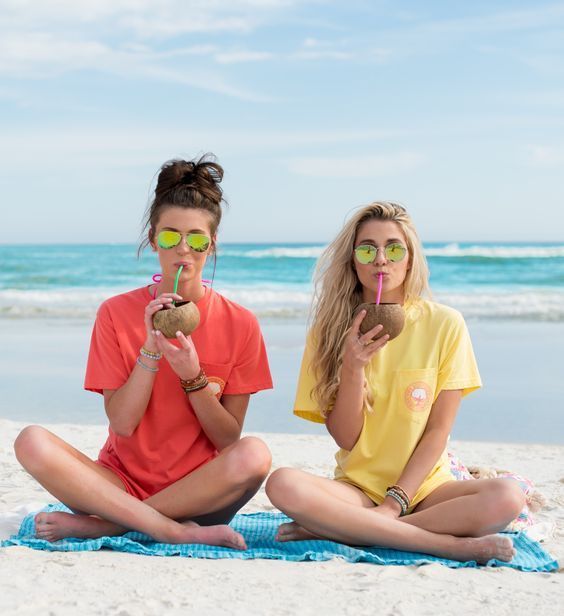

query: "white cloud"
xmin=0 ymin=127 xmax=409 ymax=169
xmin=0 ymin=33 xmax=110 ymax=74
xmin=0 ymin=32 xmax=268 ymax=100
xmin=287 ymin=153 xmax=425 ymax=178
xmin=527 ymin=145 xmax=564 ymax=166
xmin=292 ymin=37 xmax=391 ymax=63
xmin=0 ymin=0 xmax=300 ymax=37
xmin=215 ymin=50 xmax=274 ymax=64
xmin=0 ymin=1 xmax=316 ymax=98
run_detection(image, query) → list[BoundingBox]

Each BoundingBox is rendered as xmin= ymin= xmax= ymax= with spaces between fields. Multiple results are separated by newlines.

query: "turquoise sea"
xmin=1 ymin=242 xmax=564 ymax=321
xmin=0 ymin=242 xmax=563 ymax=442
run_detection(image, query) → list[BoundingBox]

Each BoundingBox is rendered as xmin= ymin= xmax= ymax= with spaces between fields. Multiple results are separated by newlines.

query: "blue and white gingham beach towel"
xmin=0 ymin=504 xmax=558 ymax=572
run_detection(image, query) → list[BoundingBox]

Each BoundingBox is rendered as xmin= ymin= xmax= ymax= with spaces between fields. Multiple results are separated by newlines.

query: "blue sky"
xmin=1 ymin=0 xmax=564 ymax=243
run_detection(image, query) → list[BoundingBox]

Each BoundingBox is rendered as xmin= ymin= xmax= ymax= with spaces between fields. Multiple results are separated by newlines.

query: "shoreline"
xmin=1 ymin=318 xmax=563 ymax=444
xmin=0 ymin=418 xmax=562 ymax=615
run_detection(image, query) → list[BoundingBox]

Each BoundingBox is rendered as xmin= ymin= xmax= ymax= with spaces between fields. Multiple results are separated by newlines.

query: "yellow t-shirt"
xmin=294 ymin=299 xmax=482 ymax=507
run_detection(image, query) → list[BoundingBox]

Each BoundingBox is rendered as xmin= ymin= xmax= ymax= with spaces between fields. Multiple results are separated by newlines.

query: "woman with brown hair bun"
xmin=14 ymin=154 xmax=273 ymax=549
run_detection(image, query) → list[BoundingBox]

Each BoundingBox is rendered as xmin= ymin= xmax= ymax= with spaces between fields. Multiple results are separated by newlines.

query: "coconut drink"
xmin=357 ymin=272 xmax=405 ymax=341
xmin=152 ymin=265 xmax=201 ymax=338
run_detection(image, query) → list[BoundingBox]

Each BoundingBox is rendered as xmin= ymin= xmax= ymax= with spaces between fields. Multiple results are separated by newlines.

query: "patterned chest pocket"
xmin=199 ymin=362 xmax=233 ymax=400
xmin=396 ymin=368 xmax=438 ymax=423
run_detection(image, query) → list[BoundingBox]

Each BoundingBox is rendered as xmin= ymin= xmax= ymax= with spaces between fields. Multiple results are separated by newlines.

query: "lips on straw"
xmin=376 ymin=272 xmax=383 ymax=305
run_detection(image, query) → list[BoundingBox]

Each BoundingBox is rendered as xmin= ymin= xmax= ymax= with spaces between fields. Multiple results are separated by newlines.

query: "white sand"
xmin=0 ymin=419 xmax=563 ymax=615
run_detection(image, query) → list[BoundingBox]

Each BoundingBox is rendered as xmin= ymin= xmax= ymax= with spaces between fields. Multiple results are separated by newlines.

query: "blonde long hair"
xmin=309 ymin=202 xmax=431 ymax=414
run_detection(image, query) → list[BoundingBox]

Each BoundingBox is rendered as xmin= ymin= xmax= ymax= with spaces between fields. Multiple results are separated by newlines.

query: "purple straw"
xmin=376 ymin=272 xmax=383 ymax=305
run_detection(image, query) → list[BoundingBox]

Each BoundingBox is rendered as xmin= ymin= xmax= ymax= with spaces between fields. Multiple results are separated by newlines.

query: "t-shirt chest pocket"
xmin=396 ymin=368 xmax=438 ymax=422
xmin=199 ymin=361 xmax=233 ymax=399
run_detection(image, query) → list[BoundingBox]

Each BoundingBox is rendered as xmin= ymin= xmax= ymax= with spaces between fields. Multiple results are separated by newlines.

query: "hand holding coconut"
xmin=342 ymin=308 xmax=390 ymax=373
xmin=143 ymin=291 xmax=183 ymax=351
xmin=152 ymin=265 xmax=201 ymax=339
xmin=356 ymin=271 xmax=405 ymax=341
xmin=152 ymin=328 xmax=201 ymax=381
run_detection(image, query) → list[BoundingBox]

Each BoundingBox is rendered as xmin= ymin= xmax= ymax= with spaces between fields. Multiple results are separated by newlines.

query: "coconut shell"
xmin=356 ymin=302 xmax=405 ymax=341
xmin=153 ymin=301 xmax=200 ymax=338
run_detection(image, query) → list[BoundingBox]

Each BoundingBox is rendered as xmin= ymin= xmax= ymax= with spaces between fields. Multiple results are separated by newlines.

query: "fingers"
xmin=146 ymin=302 xmax=164 ymax=317
xmin=152 ymin=330 xmax=177 ymax=353
xmin=361 ymin=332 xmax=390 ymax=356
xmin=350 ymin=309 xmax=367 ymax=337
xmin=175 ymin=331 xmax=194 ymax=351
xmin=156 ymin=293 xmax=183 ymax=302
xmin=358 ymin=323 xmax=384 ymax=346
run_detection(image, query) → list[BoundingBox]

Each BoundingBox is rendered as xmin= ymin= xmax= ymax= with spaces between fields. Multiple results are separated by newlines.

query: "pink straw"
xmin=376 ymin=272 xmax=383 ymax=305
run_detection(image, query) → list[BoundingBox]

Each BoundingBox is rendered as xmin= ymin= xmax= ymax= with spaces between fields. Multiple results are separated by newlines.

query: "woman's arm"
xmin=325 ymin=363 xmax=365 ymax=450
xmin=103 ymin=364 xmax=158 ymax=437
xmin=103 ymin=292 xmax=182 ymax=437
xmin=187 ymin=390 xmax=249 ymax=450
xmin=154 ymin=329 xmax=250 ymax=451
xmin=379 ymin=389 xmax=462 ymax=516
xmin=325 ymin=310 xmax=389 ymax=451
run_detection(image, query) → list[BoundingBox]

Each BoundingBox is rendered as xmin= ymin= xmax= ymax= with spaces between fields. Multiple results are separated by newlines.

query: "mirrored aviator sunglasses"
xmin=354 ymin=242 xmax=407 ymax=264
xmin=157 ymin=231 xmax=211 ymax=252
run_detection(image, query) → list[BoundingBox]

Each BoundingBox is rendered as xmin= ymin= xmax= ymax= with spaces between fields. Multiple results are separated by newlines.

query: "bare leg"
xmin=275 ymin=472 xmax=375 ymax=542
xmin=266 ymin=468 xmax=515 ymax=564
xmin=399 ymin=478 xmax=526 ymax=537
xmin=15 ymin=426 xmax=271 ymax=547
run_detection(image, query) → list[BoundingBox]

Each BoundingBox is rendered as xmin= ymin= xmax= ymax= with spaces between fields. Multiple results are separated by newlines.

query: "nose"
xmin=374 ymin=246 xmax=387 ymax=266
xmin=176 ymin=237 xmax=190 ymax=254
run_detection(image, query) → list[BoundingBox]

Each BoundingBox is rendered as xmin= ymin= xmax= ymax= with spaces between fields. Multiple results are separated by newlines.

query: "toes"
xmin=34 ymin=512 xmax=48 ymax=527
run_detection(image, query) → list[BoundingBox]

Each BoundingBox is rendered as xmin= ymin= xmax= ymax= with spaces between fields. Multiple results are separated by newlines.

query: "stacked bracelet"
xmin=136 ymin=356 xmax=159 ymax=373
xmin=180 ymin=368 xmax=208 ymax=394
xmin=385 ymin=484 xmax=411 ymax=516
xmin=140 ymin=347 xmax=162 ymax=361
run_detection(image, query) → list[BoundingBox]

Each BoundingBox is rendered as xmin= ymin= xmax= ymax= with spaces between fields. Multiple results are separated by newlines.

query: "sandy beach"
xmin=1 ymin=418 xmax=562 ymax=616
xmin=1 ymin=313 xmax=563 ymax=615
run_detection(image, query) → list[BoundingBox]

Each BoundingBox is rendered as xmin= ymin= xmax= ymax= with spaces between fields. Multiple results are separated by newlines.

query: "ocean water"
xmin=1 ymin=242 xmax=563 ymax=322
xmin=1 ymin=242 xmax=563 ymax=441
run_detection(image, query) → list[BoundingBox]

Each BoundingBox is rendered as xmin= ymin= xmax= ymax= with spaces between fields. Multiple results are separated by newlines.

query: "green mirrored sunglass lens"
xmin=158 ymin=231 xmax=181 ymax=248
xmin=386 ymin=244 xmax=406 ymax=261
xmin=355 ymin=245 xmax=376 ymax=264
xmin=188 ymin=234 xmax=210 ymax=252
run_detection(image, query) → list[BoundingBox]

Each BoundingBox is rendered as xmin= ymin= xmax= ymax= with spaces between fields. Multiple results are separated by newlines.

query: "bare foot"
xmin=275 ymin=521 xmax=322 ymax=542
xmin=455 ymin=534 xmax=515 ymax=565
xmin=35 ymin=512 xmax=246 ymax=550
xmin=174 ymin=522 xmax=247 ymax=550
xmin=35 ymin=512 xmax=118 ymax=541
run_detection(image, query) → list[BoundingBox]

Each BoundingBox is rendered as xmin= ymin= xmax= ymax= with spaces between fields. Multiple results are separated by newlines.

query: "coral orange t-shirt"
xmin=84 ymin=285 xmax=273 ymax=499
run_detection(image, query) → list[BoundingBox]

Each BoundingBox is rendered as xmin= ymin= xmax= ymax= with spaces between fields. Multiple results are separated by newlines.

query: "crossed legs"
xmin=14 ymin=425 xmax=272 ymax=549
xmin=266 ymin=468 xmax=525 ymax=564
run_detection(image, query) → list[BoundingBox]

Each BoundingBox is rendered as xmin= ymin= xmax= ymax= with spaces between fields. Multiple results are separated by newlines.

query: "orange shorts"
xmin=95 ymin=459 xmax=152 ymax=500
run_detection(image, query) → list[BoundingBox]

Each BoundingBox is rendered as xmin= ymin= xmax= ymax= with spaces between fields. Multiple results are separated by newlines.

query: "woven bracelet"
xmin=180 ymin=369 xmax=208 ymax=393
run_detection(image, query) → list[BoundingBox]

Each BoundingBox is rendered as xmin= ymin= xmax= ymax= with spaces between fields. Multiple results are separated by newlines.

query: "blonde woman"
xmin=266 ymin=202 xmax=524 ymax=564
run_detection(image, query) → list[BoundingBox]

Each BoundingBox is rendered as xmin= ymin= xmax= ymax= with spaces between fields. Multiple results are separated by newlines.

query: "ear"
xmin=210 ymin=234 xmax=217 ymax=254
xmin=149 ymin=228 xmax=157 ymax=252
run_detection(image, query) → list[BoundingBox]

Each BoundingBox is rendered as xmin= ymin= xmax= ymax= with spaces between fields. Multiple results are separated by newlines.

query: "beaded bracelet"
xmin=140 ymin=347 xmax=163 ymax=361
xmin=385 ymin=489 xmax=408 ymax=516
xmin=136 ymin=356 xmax=159 ymax=373
xmin=180 ymin=368 xmax=208 ymax=393
xmin=388 ymin=484 xmax=411 ymax=507
xmin=385 ymin=485 xmax=411 ymax=516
